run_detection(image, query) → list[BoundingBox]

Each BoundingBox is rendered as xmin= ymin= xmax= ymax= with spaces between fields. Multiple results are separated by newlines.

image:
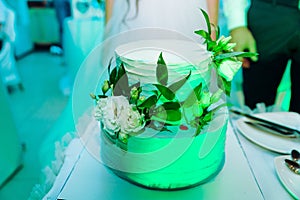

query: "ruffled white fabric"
xmin=28 ymin=132 xmax=77 ymax=200
xmin=29 ymin=110 xmax=100 ymax=200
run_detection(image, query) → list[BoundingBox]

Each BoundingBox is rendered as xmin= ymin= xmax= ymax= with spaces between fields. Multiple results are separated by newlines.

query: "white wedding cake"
xmin=96 ymin=39 xmax=229 ymax=190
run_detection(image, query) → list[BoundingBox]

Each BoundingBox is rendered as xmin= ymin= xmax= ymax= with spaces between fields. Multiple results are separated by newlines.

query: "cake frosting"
xmin=115 ymin=39 xmax=213 ymax=100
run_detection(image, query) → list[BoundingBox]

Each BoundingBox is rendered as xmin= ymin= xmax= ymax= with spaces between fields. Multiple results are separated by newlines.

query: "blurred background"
xmin=0 ymin=0 xmax=105 ymax=199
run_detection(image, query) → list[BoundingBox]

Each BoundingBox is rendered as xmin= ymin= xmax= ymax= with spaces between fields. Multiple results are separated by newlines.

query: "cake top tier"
xmin=115 ymin=39 xmax=212 ymax=66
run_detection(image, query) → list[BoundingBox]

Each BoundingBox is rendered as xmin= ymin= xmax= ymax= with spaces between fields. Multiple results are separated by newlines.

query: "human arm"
xmin=222 ymin=0 xmax=258 ymax=66
xmin=206 ymin=0 xmax=219 ymax=26
xmin=105 ymin=0 xmax=114 ymax=24
xmin=206 ymin=0 xmax=219 ymax=40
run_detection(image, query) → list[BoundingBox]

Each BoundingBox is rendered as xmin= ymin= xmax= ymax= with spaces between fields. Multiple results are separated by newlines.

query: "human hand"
xmin=105 ymin=0 xmax=114 ymax=24
xmin=230 ymin=26 xmax=258 ymax=68
xmin=210 ymin=26 xmax=217 ymax=41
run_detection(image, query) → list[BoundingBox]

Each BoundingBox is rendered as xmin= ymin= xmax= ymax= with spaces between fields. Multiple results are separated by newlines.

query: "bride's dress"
xmin=105 ymin=0 xmax=209 ymax=41
xmin=97 ymin=0 xmax=210 ymax=67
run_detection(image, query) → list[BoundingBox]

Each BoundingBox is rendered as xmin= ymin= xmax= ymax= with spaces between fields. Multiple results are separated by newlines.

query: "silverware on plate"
xmin=230 ymin=109 xmax=300 ymax=136
xmin=292 ymin=149 xmax=300 ymax=162
xmin=244 ymin=121 xmax=297 ymax=138
xmin=285 ymin=159 xmax=300 ymax=175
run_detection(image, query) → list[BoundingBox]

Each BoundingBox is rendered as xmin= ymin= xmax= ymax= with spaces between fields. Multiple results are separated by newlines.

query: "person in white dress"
xmin=96 ymin=0 xmax=219 ymax=70
xmin=104 ymin=0 xmax=219 ymax=41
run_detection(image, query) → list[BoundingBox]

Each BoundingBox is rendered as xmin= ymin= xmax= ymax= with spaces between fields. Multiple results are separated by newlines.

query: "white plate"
xmin=236 ymin=112 xmax=300 ymax=154
xmin=274 ymin=155 xmax=300 ymax=199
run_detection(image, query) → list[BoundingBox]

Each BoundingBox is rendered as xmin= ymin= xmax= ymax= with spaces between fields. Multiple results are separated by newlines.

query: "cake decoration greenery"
xmin=195 ymin=9 xmax=256 ymax=96
xmin=91 ymin=9 xmax=256 ymax=144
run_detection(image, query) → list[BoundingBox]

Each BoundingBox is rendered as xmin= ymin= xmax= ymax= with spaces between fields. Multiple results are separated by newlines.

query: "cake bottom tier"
xmin=100 ymin=113 xmax=228 ymax=190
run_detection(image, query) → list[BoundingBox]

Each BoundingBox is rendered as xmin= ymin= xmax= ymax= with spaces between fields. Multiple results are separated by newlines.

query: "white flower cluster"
xmin=95 ymin=96 xmax=145 ymax=138
xmin=215 ymin=36 xmax=242 ymax=82
xmin=191 ymin=89 xmax=223 ymax=117
xmin=218 ymin=59 xmax=242 ymax=82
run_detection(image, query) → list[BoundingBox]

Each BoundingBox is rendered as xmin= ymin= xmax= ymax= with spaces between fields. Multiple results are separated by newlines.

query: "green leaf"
xmin=218 ymin=76 xmax=231 ymax=96
xmin=97 ymin=94 xmax=107 ymax=98
xmin=195 ymin=124 xmax=204 ymax=136
xmin=168 ymin=71 xmax=191 ymax=93
xmin=156 ymin=52 xmax=168 ymax=85
xmin=113 ymin=63 xmax=130 ymax=96
xmin=117 ymin=63 xmax=128 ymax=85
xmin=200 ymin=8 xmax=211 ymax=36
xmin=137 ymin=95 xmax=157 ymax=108
xmin=207 ymin=40 xmax=217 ymax=52
xmin=150 ymin=101 xmax=182 ymax=125
xmin=151 ymin=109 xmax=182 ymax=125
xmin=109 ymin=67 xmax=118 ymax=86
xmin=183 ymin=82 xmax=203 ymax=108
xmin=214 ymin=52 xmax=258 ymax=60
xmin=195 ymin=83 xmax=203 ymax=100
xmin=235 ymin=52 xmax=259 ymax=58
xmin=113 ymin=75 xmax=130 ymax=96
xmin=157 ymin=52 xmax=166 ymax=65
xmin=161 ymin=101 xmax=181 ymax=110
xmin=153 ymin=84 xmax=175 ymax=100
xmin=224 ymin=82 xmax=232 ymax=96
xmin=107 ymin=57 xmax=113 ymax=76
xmin=203 ymin=112 xmax=213 ymax=122
xmin=194 ymin=30 xmax=210 ymax=41
xmin=212 ymin=24 xmax=220 ymax=40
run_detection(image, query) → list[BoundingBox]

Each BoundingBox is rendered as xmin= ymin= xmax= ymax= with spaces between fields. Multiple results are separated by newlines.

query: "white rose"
xmin=106 ymin=96 xmax=130 ymax=117
xmin=102 ymin=116 xmax=120 ymax=136
xmin=94 ymin=98 xmax=107 ymax=121
xmin=97 ymin=96 xmax=130 ymax=135
xmin=218 ymin=59 xmax=242 ymax=82
xmin=216 ymin=36 xmax=231 ymax=47
xmin=119 ymin=106 xmax=145 ymax=134
xmin=216 ymin=36 xmax=236 ymax=51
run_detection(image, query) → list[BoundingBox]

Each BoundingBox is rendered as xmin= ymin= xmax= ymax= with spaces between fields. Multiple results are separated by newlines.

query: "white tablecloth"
xmin=44 ymin=117 xmax=296 ymax=200
xmin=230 ymin=119 xmax=294 ymax=200
xmin=51 ymin=121 xmax=265 ymax=200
